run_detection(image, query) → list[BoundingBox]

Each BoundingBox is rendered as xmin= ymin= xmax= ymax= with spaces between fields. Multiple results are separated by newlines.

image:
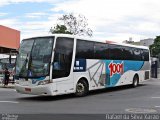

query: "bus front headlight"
xmin=38 ymin=80 xmax=51 ymax=85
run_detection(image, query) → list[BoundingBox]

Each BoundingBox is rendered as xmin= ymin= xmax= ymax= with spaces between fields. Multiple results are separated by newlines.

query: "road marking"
xmin=155 ymin=106 xmax=160 ymax=108
xmin=0 ymin=101 xmax=19 ymax=104
xmin=152 ymin=97 xmax=160 ymax=98
xmin=125 ymin=108 xmax=157 ymax=113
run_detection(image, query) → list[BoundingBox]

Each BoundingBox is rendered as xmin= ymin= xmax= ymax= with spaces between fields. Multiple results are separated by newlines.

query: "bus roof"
xmin=22 ymin=34 xmax=149 ymax=50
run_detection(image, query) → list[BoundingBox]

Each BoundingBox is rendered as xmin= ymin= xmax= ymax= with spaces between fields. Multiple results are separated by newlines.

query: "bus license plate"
xmin=25 ymin=88 xmax=31 ymax=92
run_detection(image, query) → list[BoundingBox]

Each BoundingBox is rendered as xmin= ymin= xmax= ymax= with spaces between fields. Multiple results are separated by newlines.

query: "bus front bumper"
xmin=15 ymin=83 xmax=57 ymax=96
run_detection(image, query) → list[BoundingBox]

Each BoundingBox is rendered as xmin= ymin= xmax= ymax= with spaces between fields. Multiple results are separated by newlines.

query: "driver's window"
xmin=52 ymin=37 xmax=74 ymax=79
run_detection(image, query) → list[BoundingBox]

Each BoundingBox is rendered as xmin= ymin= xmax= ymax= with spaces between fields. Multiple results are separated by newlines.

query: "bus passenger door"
xmin=52 ymin=37 xmax=74 ymax=94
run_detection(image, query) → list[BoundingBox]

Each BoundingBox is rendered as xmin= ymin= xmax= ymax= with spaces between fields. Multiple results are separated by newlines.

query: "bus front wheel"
xmin=75 ymin=79 xmax=89 ymax=97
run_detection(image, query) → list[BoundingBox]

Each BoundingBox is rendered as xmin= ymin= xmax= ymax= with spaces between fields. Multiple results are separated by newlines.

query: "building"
xmin=0 ymin=25 xmax=20 ymax=54
xmin=139 ymin=38 xmax=154 ymax=47
xmin=123 ymin=38 xmax=154 ymax=47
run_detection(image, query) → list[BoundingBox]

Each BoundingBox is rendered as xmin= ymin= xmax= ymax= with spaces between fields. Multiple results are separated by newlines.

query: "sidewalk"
xmin=0 ymin=83 xmax=15 ymax=89
xmin=151 ymin=77 xmax=160 ymax=80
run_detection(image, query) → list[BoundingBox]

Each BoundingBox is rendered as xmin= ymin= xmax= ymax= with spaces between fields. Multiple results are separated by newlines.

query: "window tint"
xmin=109 ymin=44 xmax=123 ymax=60
xmin=52 ymin=37 xmax=74 ymax=79
xmin=141 ymin=49 xmax=149 ymax=61
xmin=133 ymin=48 xmax=142 ymax=61
xmin=76 ymin=40 xmax=149 ymax=61
xmin=94 ymin=43 xmax=107 ymax=59
xmin=122 ymin=47 xmax=134 ymax=60
xmin=30 ymin=38 xmax=54 ymax=77
xmin=76 ymin=40 xmax=94 ymax=59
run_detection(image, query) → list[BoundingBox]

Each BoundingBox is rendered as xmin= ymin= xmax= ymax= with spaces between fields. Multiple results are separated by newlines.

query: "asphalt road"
xmin=0 ymin=79 xmax=160 ymax=119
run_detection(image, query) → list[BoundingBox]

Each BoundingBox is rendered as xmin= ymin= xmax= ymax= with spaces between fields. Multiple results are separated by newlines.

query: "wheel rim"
xmin=77 ymin=83 xmax=85 ymax=93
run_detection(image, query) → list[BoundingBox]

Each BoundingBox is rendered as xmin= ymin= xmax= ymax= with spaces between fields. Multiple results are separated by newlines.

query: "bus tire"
xmin=75 ymin=79 xmax=89 ymax=97
xmin=132 ymin=75 xmax=139 ymax=87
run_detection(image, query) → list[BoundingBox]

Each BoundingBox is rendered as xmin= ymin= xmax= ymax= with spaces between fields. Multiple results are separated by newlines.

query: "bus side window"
xmin=141 ymin=49 xmax=149 ymax=61
xmin=122 ymin=47 xmax=134 ymax=60
xmin=108 ymin=44 xmax=123 ymax=60
xmin=133 ymin=48 xmax=142 ymax=61
xmin=76 ymin=40 xmax=94 ymax=59
xmin=94 ymin=43 xmax=106 ymax=59
xmin=53 ymin=53 xmax=65 ymax=70
xmin=141 ymin=49 xmax=145 ymax=61
xmin=52 ymin=37 xmax=74 ymax=79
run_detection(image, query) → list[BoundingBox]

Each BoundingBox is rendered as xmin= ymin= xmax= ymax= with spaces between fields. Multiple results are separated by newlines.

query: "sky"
xmin=0 ymin=0 xmax=160 ymax=43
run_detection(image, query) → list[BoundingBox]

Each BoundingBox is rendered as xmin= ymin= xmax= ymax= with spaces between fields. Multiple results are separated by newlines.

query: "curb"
xmin=0 ymin=84 xmax=15 ymax=89
xmin=151 ymin=78 xmax=160 ymax=81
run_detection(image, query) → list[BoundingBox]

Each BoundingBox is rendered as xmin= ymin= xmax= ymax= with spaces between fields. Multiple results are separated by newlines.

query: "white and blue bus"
xmin=15 ymin=34 xmax=151 ymax=96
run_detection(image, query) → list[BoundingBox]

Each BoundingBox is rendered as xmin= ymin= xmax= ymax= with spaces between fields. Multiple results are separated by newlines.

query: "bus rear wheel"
xmin=75 ymin=80 xmax=88 ymax=97
xmin=132 ymin=75 xmax=139 ymax=87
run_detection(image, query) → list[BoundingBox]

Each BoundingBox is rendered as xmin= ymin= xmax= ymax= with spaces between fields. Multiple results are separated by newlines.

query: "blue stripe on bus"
xmin=104 ymin=60 xmax=144 ymax=87
xmin=73 ymin=59 xmax=144 ymax=87
xmin=32 ymin=77 xmax=46 ymax=84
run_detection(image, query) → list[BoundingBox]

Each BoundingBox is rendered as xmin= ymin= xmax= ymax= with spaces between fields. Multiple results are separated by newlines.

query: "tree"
xmin=50 ymin=13 xmax=93 ymax=37
xmin=150 ymin=36 xmax=160 ymax=57
xmin=50 ymin=25 xmax=72 ymax=34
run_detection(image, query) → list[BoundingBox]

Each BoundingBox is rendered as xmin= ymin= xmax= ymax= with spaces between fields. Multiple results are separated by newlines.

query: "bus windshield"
xmin=16 ymin=37 xmax=54 ymax=78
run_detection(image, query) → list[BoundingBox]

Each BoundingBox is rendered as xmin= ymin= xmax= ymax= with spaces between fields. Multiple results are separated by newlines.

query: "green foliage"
xmin=50 ymin=25 xmax=72 ymax=34
xmin=50 ymin=13 xmax=93 ymax=37
xmin=150 ymin=36 xmax=160 ymax=57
